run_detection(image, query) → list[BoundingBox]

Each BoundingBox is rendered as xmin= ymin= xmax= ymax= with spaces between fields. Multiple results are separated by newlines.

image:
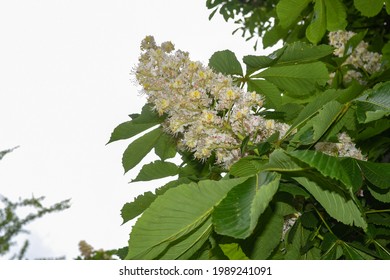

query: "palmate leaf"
xmin=125 ymin=177 xmax=247 ymax=259
xmin=212 ymin=172 xmax=281 ymax=239
xmin=255 ymin=62 xmax=329 ymax=97
xmin=293 ymin=177 xmax=367 ymax=230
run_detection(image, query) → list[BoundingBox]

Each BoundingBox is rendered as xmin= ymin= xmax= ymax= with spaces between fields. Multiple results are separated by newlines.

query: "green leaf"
xmin=209 ymin=50 xmax=243 ymax=76
xmin=255 ymin=62 xmax=329 ymax=97
xmin=247 ymin=80 xmax=282 ymax=109
xmin=342 ymin=242 xmax=372 ymax=260
xmin=154 ymin=133 xmax=176 ymax=160
xmin=126 ymin=177 xmax=247 ymax=259
xmin=229 ymin=157 xmax=267 ymax=177
xmin=263 ymin=149 xmax=307 ymax=173
xmin=286 ymin=89 xmax=340 ymax=136
xmin=355 ymin=82 xmax=390 ymax=123
xmin=276 ymin=0 xmax=311 ymax=28
xmin=293 ymin=176 xmax=367 ymax=230
xmin=288 ymin=150 xmax=354 ymax=190
xmin=121 ymin=192 xmax=157 ymax=224
xmin=386 ymin=0 xmax=390 ymax=14
xmin=243 ymin=55 xmax=274 ymax=75
xmin=250 ymin=209 xmax=284 ymax=260
xmin=354 ymin=0 xmax=384 ymax=17
xmin=306 ymin=0 xmax=326 ymax=44
xmin=324 ymin=0 xmax=347 ymax=31
xmin=108 ymin=104 xmax=162 ymax=144
xmin=276 ymin=42 xmax=334 ymax=65
xmin=367 ymin=185 xmax=390 ymax=203
xmin=358 ymin=161 xmax=390 ymax=189
xmin=132 ymin=161 xmax=179 ymax=182
xmin=290 ymin=100 xmax=344 ymax=145
xmin=122 ymin=127 xmax=163 ymax=173
xmin=213 ymin=172 xmax=281 ymax=239
xmin=219 ymin=243 xmax=250 ymax=260
xmin=366 ymin=213 xmax=390 ymax=227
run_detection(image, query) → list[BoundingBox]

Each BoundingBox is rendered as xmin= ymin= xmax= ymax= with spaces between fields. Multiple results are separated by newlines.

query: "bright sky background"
xmin=0 ymin=0 xmax=276 ymax=259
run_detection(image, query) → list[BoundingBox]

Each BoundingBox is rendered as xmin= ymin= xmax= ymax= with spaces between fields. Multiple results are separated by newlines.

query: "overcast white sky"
xmin=0 ymin=0 xmax=274 ymax=259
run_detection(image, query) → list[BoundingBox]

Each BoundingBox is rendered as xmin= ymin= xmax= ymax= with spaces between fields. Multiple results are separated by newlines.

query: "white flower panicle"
xmin=315 ymin=132 xmax=366 ymax=160
xmin=328 ymin=31 xmax=383 ymax=84
xmin=135 ymin=36 xmax=290 ymax=168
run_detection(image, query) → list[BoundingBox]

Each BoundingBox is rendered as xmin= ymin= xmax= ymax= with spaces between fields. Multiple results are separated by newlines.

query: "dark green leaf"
xmin=121 ymin=192 xmax=156 ymax=224
xmin=367 ymin=213 xmax=390 ymax=227
xmin=154 ymin=133 xmax=176 ymax=160
xmin=229 ymin=157 xmax=266 ymax=177
xmin=276 ymin=42 xmax=334 ymax=65
xmin=132 ymin=161 xmax=179 ymax=182
xmin=209 ymin=50 xmax=243 ymax=76
xmin=367 ymin=185 xmax=390 ymax=203
xmin=122 ymin=127 xmax=163 ymax=173
xmin=358 ymin=161 xmax=390 ymax=189
xmin=108 ymin=104 xmax=163 ymax=144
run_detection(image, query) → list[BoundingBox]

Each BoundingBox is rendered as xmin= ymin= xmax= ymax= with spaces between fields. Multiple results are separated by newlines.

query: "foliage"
xmin=75 ymin=240 xmax=125 ymax=260
xmin=0 ymin=148 xmax=71 ymax=259
xmin=109 ymin=1 xmax=390 ymax=259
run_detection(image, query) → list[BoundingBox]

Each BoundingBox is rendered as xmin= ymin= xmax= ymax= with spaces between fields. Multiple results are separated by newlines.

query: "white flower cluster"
xmin=315 ymin=132 xmax=366 ymax=160
xmin=135 ymin=36 xmax=290 ymax=168
xmin=328 ymin=31 xmax=383 ymax=84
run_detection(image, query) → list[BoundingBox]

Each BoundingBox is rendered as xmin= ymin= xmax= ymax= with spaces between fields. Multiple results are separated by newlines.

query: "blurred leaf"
xmin=325 ymin=0 xmax=347 ymax=31
xmin=354 ymin=0 xmax=384 ymax=17
xmin=276 ymin=0 xmax=311 ymax=28
xmin=209 ymin=50 xmax=243 ymax=76
xmin=306 ymin=0 xmax=326 ymax=44
xmin=219 ymin=243 xmax=250 ymax=260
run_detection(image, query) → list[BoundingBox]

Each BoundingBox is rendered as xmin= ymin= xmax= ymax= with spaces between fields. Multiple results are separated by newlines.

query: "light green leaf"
xmin=288 ymin=150 xmax=353 ymax=190
xmin=255 ymin=62 xmax=329 ymax=96
xmin=250 ymin=209 xmax=284 ymax=260
xmin=294 ymin=177 xmax=367 ymax=230
xmin=324 ymin=0 xmax=347 ymax=31
xmin=213 ymin=172 xmax=281 ymax=239
xmin=354 ymin=0 xmax=384 ymax=17
xmin=276 ymin=0 xmax=312 ymax=28
xmin=126 ymin=177 xmax=247 ymax=259
xmin=132 ymin=160 xmax=179 ymax=182
xmin=122 ymin=127 xmax=163 ymax=173
xmin=108 ymin=104 xmax=162 ymax=144
xmin=386 ymin=0 xmax=390 ymax=14
xmin=219 ymin=243 xmax=250 ymax=260
xmin=306 ymin=0 xmax=326 ymax=44
xmin=209 ymin=50 xmax=243 ymax=76
xmin=357 ymin=161 xmax=390 ymax=189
